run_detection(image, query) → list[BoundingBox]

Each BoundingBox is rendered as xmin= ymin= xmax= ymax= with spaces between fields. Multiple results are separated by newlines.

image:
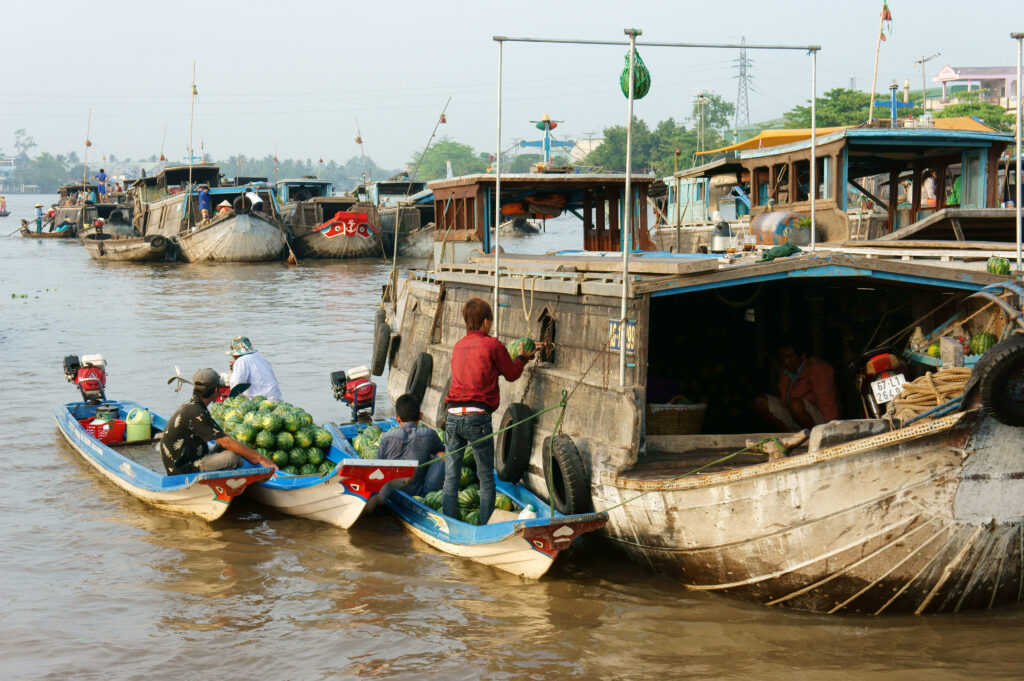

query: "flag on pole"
xmin=880 ymin=1 xmax=893 ymax=41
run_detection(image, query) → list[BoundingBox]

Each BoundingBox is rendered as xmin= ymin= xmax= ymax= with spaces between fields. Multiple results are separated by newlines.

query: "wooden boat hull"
xmin=55 ymin=400 xmax=273 ymax=521
xmin=19 ymin=222 xmax=76 ymax=239
xmin=600 ymin=410 xmax=1024 ymax=614
xmin=386 ymin=478 xmax=608 ymax=579
xmin=176 ymin=213 xmax=286 ymax=262
xmin=294 ymin=227 xmax=383 ymax=259
xmin=83 ymin=235 xmax=169 ymax=262
xmin=78 ymin=221 xmax=135 ymax=240
xmin=396 ymin=224 xmax=435 ymax=259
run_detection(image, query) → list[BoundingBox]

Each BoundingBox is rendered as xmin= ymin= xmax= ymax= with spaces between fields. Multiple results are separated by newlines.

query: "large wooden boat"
xmin=55 ymin=400 xmax=273 ymax=521
xmin=131 ymin=164 xmax=288 ymax=262
xmin=355 ymin=178 xmax=436 ymax=259
xmin=381 ymin=170 xmax=1024 ymax=613
xmin=83 ymin=234 xmax=169 ymax=262
xmin=45 ymin=182 xmax=134 ymax=239
xmin=275 ymin=178 xmax=383 ymax=259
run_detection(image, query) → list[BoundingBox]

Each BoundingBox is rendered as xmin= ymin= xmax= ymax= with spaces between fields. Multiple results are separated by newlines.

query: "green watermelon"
xmin=423 ymin=490 xmax=443 ymax=510
xmin=306 ymin=448 xmax=324 ymax=466
xmin=299 ymin=463 xmax=317 ymax=476
xmin=318 ymin=461 xmax=335 ymax=475
xmin=459 ymin=466 xmax=476 ymax=489
xmin=236 ymin=401 xmax=255 ymax=416
xmin=271 ymin=450 xmax=291 ymax=467
xmin=260 ymin=412 xmax=282 ymax=433
xmin=494 ymin=493 xmax=515 ymax=511
xmin=275 ymin=431 xmax=294 ymax=450
xmin=462 ymin=510 xmax=481 ymax=525
xmin=282 ymin=412 xmax=302 ymax=434
xmin=313 ymin=427 xmax=333 ymax=449
xmin=969 ymin=332 xmax=998 ymax=355
xmin=242 ymin=410 xmax=259 ymax=425
xmin=434 ymin=427 xmax=445 ymax=445
xmin=295 ymin=429 xmax=314 ymax=449
xmin=272 ymin=405 xmax=290 ymax=417
xmin=927 ymin=341 xmax=941 ymax=358
xmin=506 ymin=337 xmax=536 ymax=359
xmin=255 ymin=429 xmax=276 ymax=449
xmin=234 ymin=423 xmax=256 ymax=443
xmin=288 ymin=448 xmax=308 ymax=468
xmin=252 ymin=395 xmax=267 ymax=405
xmin=458 ymin=487 xmax=480 ymax=509
xmin=281 ymin=465 xmax=298 ymax=475
xmin=255 ymin=447 xmax=269 ymax=457
xmin=987 ymin=257 xmax=1011 ymax=275
xmin=299 ymin=412 xmax=314 ymax=429
xmin=222 ymin=409 xmax=240 ymax=422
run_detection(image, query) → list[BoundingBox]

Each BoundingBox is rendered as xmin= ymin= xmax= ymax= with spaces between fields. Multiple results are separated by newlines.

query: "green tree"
xmin=13 ymin=152 xmax=73 ymax=192
xmin=691 ymin=93 xmax=735 ymax=136
xmin=410 ymin=138 xmax=487 ymax=180
xmin=508 ymin=153 xmax=543 ymax=173
xmin=934 ymin=101 xmax=1014 ymax=132
xmin=584 ymin=117 xmax=705 ymax=176
xmin=13 ymin=129 xmax=36 ymax=157
xmin=783 ymin=88 xmax=873 ymax=127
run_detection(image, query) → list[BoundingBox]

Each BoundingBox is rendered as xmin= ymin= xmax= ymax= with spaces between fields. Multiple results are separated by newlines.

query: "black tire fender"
xmin=405 ymin=352 xmax=433 ymax=405
xmin=542 ymin=434 xmax=592 ymax=514
xmin=370 ymin=309 xmax=390 ymax=376
xmin=232 ymin=195 xmax=252 ymax=214
xmin=976 ymin=334 xmax=1024 ymax=427
xmin=496 ymin=403 xmax=534 ymax=482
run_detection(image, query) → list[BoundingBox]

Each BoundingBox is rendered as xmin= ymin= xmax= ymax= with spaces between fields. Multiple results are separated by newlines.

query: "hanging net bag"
xmin=619 ymin=47 xmax=651 ymax=100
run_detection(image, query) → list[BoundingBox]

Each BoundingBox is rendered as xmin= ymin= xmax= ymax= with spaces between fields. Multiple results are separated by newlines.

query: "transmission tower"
xmin=734 ymin=36 xmax=752 ymax=129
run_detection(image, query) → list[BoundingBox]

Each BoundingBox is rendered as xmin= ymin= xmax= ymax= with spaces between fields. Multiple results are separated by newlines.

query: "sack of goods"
xmin=210 ymin=396 xmax=335 ymax=476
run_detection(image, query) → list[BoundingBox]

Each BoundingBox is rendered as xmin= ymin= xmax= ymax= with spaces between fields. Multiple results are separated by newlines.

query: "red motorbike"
xmin=854 ymin=346 xmax=909 ymax=418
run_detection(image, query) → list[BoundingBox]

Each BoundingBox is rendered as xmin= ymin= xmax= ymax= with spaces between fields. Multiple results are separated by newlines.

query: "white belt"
xmin=447 ymin=407 xmax=486 ymax=415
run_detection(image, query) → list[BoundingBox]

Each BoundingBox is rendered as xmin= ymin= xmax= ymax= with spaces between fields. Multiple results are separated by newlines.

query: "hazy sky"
xmin=2 ymin=0 xmax=1020 ymax=169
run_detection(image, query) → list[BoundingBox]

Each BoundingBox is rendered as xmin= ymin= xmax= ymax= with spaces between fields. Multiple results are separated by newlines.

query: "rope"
xmin=519 ymin=275 xmax=536 ymax=323
xmin=886 ymin=367 xmax=972 ymax=424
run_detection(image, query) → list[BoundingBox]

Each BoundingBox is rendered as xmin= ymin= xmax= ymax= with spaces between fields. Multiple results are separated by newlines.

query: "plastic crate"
xmin=78 ymin=418 xmax=126 ymax=444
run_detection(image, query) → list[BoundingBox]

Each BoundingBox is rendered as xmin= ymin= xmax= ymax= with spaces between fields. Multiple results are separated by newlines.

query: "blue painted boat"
xmin=333 ymin=419 xmax=608 ymax=578
xmin=55 ymin=400 xmax=273 ymax=521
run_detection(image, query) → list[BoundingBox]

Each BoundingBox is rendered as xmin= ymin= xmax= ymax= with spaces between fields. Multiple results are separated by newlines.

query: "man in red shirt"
xmin=443 ymin=298 xmax=535 ymax=523
xmin=754 ymin=338 xmax=839 ymax=432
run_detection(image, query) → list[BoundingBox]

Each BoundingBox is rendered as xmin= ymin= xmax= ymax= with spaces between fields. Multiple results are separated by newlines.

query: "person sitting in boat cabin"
xmin=754 ymin=337 xmax=839 ymax=432
xmin=378 ymin=393 xmax=445 ymax=498
xmin=443 ymin=297 xmax=535 ymax=524
xmin=227 ymin=336 xmax=283 ymax=402
xmin=216 ymin=200 xmax=232 ymax=217
xmin=93 ymin=169 xmax=108 ymax=202
xmin=86 ymin=188 xmax=98 ymax=205
xmin=160 ymin=368 xmax=277 ymax=475
xmin=198 ymin=186 xmax=212 ymax=223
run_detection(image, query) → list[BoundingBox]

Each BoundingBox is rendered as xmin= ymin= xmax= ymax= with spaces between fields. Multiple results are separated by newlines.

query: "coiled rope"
xmin=886 ymin=367 xmax=971 ymax=424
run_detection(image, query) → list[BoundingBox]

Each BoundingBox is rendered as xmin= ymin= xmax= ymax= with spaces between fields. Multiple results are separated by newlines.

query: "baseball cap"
xmin=192 ymin=368 xmax=222 ymax=390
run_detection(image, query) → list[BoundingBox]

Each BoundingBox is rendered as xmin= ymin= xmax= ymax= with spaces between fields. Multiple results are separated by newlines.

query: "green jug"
xmin=125 ymin=408 xmax=152 ymax=442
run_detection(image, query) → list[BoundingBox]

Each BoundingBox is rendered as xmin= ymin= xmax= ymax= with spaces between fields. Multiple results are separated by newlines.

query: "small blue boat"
xmin=55 ymin=400 xmax=274 ymax=521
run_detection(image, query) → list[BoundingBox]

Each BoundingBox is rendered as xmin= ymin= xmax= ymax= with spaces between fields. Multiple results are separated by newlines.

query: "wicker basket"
xmin=646 ymin=401 xmax=707 ymax=435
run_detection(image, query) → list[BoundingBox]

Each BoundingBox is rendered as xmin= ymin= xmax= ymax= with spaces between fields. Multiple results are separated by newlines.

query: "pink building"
xmin=933 ymin=65 xmax=1019 ymax=109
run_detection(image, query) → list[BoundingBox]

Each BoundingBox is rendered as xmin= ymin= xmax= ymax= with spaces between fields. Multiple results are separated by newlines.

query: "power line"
xmin=734 ymin=36 xmax=752 ymax=128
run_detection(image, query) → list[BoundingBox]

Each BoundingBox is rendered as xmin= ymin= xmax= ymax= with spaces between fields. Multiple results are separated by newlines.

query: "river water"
xmin=2 ymin=194 xmax=1023 ymax=680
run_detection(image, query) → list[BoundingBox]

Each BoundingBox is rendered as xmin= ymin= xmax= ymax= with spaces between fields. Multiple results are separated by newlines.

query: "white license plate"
xmin=871 ymin=374 xmax=907 ymax=405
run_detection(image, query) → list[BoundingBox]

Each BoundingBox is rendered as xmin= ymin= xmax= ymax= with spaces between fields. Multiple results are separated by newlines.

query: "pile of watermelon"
xmin=352 ymin=424 xmax=387 ymax=458
xmin=209 ymin=396 xmax=336 ymax=477
xmin=414 ymin=460 xmax=516 ymax=525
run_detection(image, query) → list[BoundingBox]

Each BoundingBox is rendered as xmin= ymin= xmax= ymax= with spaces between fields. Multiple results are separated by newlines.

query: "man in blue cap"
xmin=227 ymin=336 xmax=283 ymax=402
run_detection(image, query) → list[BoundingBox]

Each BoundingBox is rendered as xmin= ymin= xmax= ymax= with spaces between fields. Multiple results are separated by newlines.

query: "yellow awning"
xmin=697 ymin=127 xmax=848 ymax=155
xmin=931 ymin=117 xmax=997 ymax=132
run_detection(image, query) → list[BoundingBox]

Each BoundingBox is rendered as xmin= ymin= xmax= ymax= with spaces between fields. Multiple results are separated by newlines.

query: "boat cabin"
xmin=274 ymin=178 xmax=335 ymax=204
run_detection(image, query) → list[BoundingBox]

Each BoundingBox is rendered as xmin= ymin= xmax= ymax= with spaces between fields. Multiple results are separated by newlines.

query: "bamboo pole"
xmin=82 ymin=109 xmax=91 ymax=192
xmin=810 ymin=49 xmax=817 ymax=251
xmin=494 ymin=40 xmax=503 ymax=336
xmin=620 ymin=28 xmax=639 ymax=388
xmin=187 ymin=61 xmax=196 ymax=226
xmin=1014 ymin=32 xmax=1023 ymax=277
xmin=868 ymin=7 xmax=885 ymax=123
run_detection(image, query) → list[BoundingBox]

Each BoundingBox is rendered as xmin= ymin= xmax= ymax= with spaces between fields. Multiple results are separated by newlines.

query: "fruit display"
xmin=209 ymin=397 xmax=336 ymax=478
xmin=969 ymin=331 xmax=998 ymax=356
xmin=987 ymin=257 xmax=1011 ymax=275
xmin=352 ymin=425 xmax=386 ymax=458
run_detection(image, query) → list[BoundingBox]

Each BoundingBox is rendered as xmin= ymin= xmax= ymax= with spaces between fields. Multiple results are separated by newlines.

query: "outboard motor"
xmin=331 ymin=365 xmax=376 ymax=423
xmin=64 ymin=354 xmax=107 ymax=403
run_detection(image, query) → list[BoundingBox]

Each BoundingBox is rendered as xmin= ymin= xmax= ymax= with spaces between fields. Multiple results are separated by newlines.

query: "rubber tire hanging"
xmin=543 ymin=434 xmax=591 ymax=514
xmin=495 ymin=403 xmax=535 ymax=482
xmin=974 ymin=334 xmax=1024 ymax=427
xmin=370 ymin=309 xmax=390 ymax=376
xmin=405 ymin=352 xmax=433 ymax=406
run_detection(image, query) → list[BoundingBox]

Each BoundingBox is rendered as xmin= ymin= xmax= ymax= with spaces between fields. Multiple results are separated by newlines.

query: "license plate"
xmin=871 ymin=374 xmax=906 ymax=405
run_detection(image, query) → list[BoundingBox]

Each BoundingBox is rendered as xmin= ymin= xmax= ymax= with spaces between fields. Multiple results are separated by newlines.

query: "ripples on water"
xmin=1 ymin=195 xmax=1022 ymax=680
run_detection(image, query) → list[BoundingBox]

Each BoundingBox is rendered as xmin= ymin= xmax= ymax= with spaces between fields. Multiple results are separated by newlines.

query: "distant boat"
xmin=275 ymin=178 xmax=383 ymax=259
xmin=83 ymin=233 xmax=169 ymax=262
xmin=19 ymin=220 xmax=76 ymax=239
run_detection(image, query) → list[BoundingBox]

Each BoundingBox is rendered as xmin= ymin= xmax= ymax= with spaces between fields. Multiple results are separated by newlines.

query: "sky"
xmin=2 ymin=0 xmax=1020 ymax=170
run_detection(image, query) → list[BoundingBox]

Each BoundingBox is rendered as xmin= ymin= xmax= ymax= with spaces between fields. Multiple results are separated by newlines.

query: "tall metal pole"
xmin=620 ymin=28 xmax=639 ymax=388
xmin=810 ymin=49 xmax=817 ymax=251
xmin=1014 ymin=33 xmax=1023 ymax=277
xmin=82 ymin=109 xmax=91 ymax=191
xmin=494 ymin=40 xmax=504 ymax=336
xmin=187 ymin=61 xmax=196 ymax=225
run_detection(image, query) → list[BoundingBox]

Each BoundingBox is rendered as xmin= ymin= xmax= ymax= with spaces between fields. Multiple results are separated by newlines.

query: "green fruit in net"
xmin=282 ymin=412 xmax=302 ymax=433
xmin=459 ymin=466 xmax=476 ymax=489
xmin=281 ymin=465 xmax=298 ymax=475
xmin=295 ymin=429 xmax=313 ymax=449
xmin=987 ymin=256 xmax=1011 ymax=275
xmin=969 ymin=332 xmax=998 ymax=355
xmin=306 ymin=448 xmax=324 ymax=466
xmin=461 ymin=510 xmax=481 ymax=526
xmin=234 ymin=423 xmax=256 ymax=443
xmin=313 ymin=428 xmax=333 ymax=449
xmin=494 ymin=493 xmax=515 ymax=511
xmin=271 ymin=450 xmax=291 ymax=467
xmin=288 ymin=448 xmax=308 ymax=468
xmin=275 ymin=431 xmax=294 ymax=450
xmin=506 ymin=336 xmax=536 ymax=359
xmin=255 ymin=429 xmax=276 ymax=449
xmin=299 ymin=463 xmax=317 ymax=476
xmin=260 ymin=412 xmax=282 ymax=433
xmin=927 ymin=341 xmax=941 ymax=358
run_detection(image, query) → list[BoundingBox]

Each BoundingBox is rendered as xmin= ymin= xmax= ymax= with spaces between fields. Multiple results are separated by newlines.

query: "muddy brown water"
xmin=2 ymin=194 xmax=1023 ymax=680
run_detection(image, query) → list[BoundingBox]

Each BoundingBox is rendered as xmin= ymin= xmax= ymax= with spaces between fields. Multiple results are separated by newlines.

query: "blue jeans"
xmin=443 ymin=412 xmax=495 ymax=524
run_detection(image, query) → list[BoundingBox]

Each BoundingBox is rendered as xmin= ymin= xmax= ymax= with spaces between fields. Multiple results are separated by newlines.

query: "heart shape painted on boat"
xmin=369 ymin=469 xmax=384 ymax=480
xmin=226 ymin=478 xmax=246 ymax=489
xmin=552 ymin=525 xmax=575 ymax=538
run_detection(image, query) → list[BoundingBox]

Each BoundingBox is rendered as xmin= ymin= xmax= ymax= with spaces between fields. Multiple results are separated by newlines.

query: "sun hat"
xmin=192 ymin=368 xmax=223 ymax=390
xmin=226 ymin=336 xmax=255 ymax=356
xmin=217 ymin=200 xmax=232 ymax=208
xmin=34 ymin=202 xmax=43 ymax=207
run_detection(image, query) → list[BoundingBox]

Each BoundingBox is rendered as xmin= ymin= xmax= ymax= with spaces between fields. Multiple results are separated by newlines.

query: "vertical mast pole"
xmin=1014 ymin=33 xmax=1023 ymax=277
xmin=620 ymin=28 xmax=639 ymax=388
xmin=810 ymin=49 xmax=817 ymax=251
xmin=494 ymin=40 xmax=503 ymax=336
xmin=187 ymin=61 xmax=196 ymax=225
xmin=868 ymin=5 xmax=884 ymax=123
xmin=82 ymin=109 xmax=91 ymax=190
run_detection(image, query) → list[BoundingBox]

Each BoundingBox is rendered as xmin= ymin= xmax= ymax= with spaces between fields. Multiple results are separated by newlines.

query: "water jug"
xmin=517 ymin=504 xmax=538 ymax=520
xmin=126 ymin=408 xmax=152 ymax=442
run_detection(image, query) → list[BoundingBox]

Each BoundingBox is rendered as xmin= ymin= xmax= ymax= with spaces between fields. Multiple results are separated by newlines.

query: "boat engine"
xmin=331 ymin=365 xmax=376 ymax=423
xmin=63 ymin=354 xmax=107 ymax=403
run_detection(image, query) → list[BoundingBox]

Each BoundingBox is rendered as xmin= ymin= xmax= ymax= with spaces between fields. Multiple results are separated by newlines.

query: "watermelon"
xmin=494 ymin=493 xmax=515 ymax=511
xmin=236 ymin=401 xmax=255 ymax=416
xmin=434 ymin=427 xmax=445 ymax=445
xmin=969 ymin=332 xmax=998 ymax=356
xmin=318 ymin=461 xmax=335 ymax=475
xmin=275 ymin=431 xmax=294 ymax=450
xmin=506 ymin=337 xmax=536 ymax=359
xmin=282 ymin=412 xmax=302 ymax=434
xmin=299 ymin=463 xmax=317 ymax=476
xmin=272 ymin=405 xmax=290 ymax=417
xmin=461 ymin=510 xmax=481 ymax=525
xmin=271 ymin=450 xmax=291 ymax=467
xmin=987 ymin=257 xmax=1011 ymax=275
xmin=927 ymin=341 xmax=941 ymax=358
xmin=234 ymin=423 xmax=256 ymax=443
xmin=299 ymin=412 xmax=314 ymax=429
xmin=459 ymin=466 xmax=476 ymax=489
xmin=307 ymin=448 xmax=325 ymax=466
xmin=313 ymin=428 xmax=333 ymax=449
xmin=288 ymin=448 xmax=308 ymax=468
xmin=222 ymin=409 xmax=240 ymax=422
xmin=256 ymin=447 xmax=269 ymax=457
xmin=412 ymin=495 xmax=424 ymax=503
xmin=252 ymin=395 xmax=267 ymax=405
xmin=281 ymin=465 xmax=299 ymax=475
xmin=260 ymin=412 xmax=283 ymax=433
xmin=458 ymin=487 xmax=480 ymax=509
xmin=295 ymin=429 xmax=314 ymax=449
xmin=255 ymin=429 xmax=276 ymax=449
